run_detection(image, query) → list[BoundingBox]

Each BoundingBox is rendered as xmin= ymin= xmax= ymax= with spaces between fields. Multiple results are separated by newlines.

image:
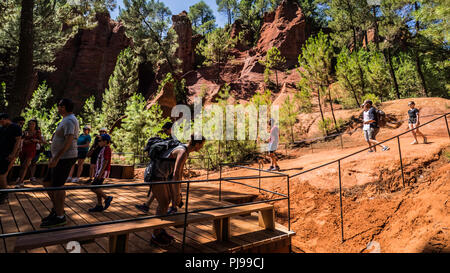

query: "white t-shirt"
xmin=51 ymin=114 xmax=79 ymax=159
xmin=363 ymin=110 xmax=371 ymax=131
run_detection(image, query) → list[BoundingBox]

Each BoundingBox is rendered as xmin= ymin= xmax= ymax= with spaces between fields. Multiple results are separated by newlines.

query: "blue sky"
xmin=111 ymin=0 xmax=227 ymax=27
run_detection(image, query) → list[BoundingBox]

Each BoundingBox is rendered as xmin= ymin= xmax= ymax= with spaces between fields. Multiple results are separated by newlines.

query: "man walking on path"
xmin=362 ymin=100 xmax=390 ymax=153
xmin=40 ymin=99 xmax=79 ymax=228
xmin=0 ymin=113 xmax=22 ymax=204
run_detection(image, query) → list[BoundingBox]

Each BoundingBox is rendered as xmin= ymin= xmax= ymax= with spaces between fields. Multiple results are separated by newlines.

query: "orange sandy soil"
xmin=135 ymin=98 xmax=450 ymax=253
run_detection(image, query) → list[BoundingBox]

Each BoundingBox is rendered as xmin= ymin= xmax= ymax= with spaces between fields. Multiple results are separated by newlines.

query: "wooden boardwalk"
xmin=0 ymin=179 xmax=294 ymax=253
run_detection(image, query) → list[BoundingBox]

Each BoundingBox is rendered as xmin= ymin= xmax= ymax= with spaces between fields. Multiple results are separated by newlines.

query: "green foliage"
xmin=188 ymin=1 xmax=216 ymax=35
xmin=158 ymin=73 xmax=188 ymax=105
xmin=22 ymin=82 xmax=61 ymax=142
xmin=336 ymin=47 xmax=367 ymax=107
xmin=361 ymin=93 xmax=381 ymax=107
xmin=196 ymin=27 xmax=237 ymax=82
xmin=259 ymin=47 xmax=286 ymax=90
xmin=77 ymin=95 xmax=99 ymax=129
xmin=298 ymin=31 xmax=334 ymax=126
xmin=280 ymin=95 xmax=298 ymax=143
xmin=294 ymin=88 xmax=313 ymax=113
xmin=365 ymin=50 xmax=392 ymax=101
xmin=120 ymin=0 xmax=180 ymax=74
xmin=318 ymin=117 xmax=333 ymax=136
xmin=0 ymin=82 xmax=7 ymax=112
xmin=216 ymin=0 xmax=239 ymax=25
xmin=392 ymin=52 xmax=423 ymax=98
xmin=99 ymin=48 xmax=139 ymax=129
xmin=111 ymin=93 xmax=169 ymax=162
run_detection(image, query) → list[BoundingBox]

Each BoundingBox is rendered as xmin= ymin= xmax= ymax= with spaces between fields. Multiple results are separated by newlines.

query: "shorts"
xmin=78 ymin=150 xmax=88 ymax=159
xmin=91 ymin=177 xmax=105 ymax=185
xmin=90 ymin=152 xmax=99 ymax=165
xmin=364 ymin=127 xmax=380 ymax=141
xmin=268 ymin=142 xmax=278 ymax=153
xmin=0 ymin=158 xmax=10 ymax=175
xmin=44 ymin=158 xmax=77 ymax=187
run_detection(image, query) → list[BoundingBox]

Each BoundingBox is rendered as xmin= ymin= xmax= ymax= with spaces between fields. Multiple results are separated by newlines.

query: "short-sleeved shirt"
xmin=77 ymin=134 xmax=92 ymax=153
xmin=95 ymin=146 xmax=111 ymax=179
xmin=363 ymin=107 xmax=378 ymax=130
xmin=408 ymin=108 xmax=419 ymax=123
xmin=51 ymin=114 xmax=79 ymax=159
xmin=0 ymin=123 xmax=22 ymax=158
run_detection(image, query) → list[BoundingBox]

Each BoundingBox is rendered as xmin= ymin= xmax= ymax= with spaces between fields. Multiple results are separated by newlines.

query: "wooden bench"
xmin=14 ymin=203 xmax=275 ymax=253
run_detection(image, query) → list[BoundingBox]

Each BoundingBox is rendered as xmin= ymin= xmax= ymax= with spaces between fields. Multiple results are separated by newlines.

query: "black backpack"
xmin=376 ymin=109 xmax=387 ymax=127
xmin=143 ymin=137 xmax=181 ymax=182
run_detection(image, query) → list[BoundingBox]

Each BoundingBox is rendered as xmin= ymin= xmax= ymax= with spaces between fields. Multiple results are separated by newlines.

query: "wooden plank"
xmin=29 ymin=188 xmax=104 ymax=253
xmin=8 ymin=193 xmax=46 ymax=253
xmin=16 ymin=190 xmax=66 ymax=253
xmin=0 ymin=198 xmax=18 ymax=253
xmin=66 ymin=188 xmax=161 ymax=253
xmin=258 ymin=208 xmax=275 ymax=230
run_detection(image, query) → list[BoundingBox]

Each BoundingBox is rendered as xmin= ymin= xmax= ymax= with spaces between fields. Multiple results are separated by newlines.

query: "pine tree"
xmin=216 ymin=0 xmax=238 ymax=25
xmin=100 ymin=48 xmax=139 ymax=130
xmin=280 ymin=95 xmax=298 ymax=143
xmin=298 ymin=31 xmax=336 ymax=135
xmin=120 ymin=0 xmax=180 ymax=75
xmin=188 ymin=1 xmax=216 ymax=35
xmin=336 ymin=48 xmax=367 ymax=107
xmin=196 ymin=27 xmax=237 ymax=82
xmin=259 ymin=47 xmax=286 ymax=91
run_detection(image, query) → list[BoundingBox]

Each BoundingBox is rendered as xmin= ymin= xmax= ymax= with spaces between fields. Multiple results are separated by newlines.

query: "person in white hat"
xmin=67 ymin=125 xmax=92 ymax=183
xmin=362 ymin=100 xmax=390 ymax=153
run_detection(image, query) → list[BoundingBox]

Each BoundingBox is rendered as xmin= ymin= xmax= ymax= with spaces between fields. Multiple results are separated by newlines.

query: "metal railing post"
xmin=207 ymin=157 xmax=210 ymax=181
xmin=397 ymin=136 xmax=406 ymax=188
xmin=338 ymin=160 xmax=344 ymax=243
xmin=258 ymin=161 xmax=261 ymax=193
xmin=219 ymin=164 xmax=222 ymax=201
xmin=339 ymin=134 xmax=344 ymax=149
xmin=182 ymin=180 xmax=190 ymax=253
xmin=287 ymin=175 xmax=292 ymax=253
xmin=445 ymin=115 xmax=450 ymax=138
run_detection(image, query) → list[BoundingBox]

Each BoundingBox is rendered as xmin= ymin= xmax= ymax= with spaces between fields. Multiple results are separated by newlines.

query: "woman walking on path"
xmin=67 ymin=125 xmax=92 ymax=183
xmin=15 ymin=119 xmax=42 ymax=188
xmin=407 ymin=101 xmax=427 ymax=145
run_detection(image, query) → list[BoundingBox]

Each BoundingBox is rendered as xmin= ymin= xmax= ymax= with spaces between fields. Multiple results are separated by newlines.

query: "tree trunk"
xmin=345 ymin=75 xmax=360 ymax=107
xmin=275 ymin=70 xmax=279 ymax=91
xmin=327 ymin=86 xmax=338 ymax=132
xmin=384 ymin=48 xmax=400 ymax=99
xmin=316 ymin=87 xmax=327 ymax=136
xmin=413 ymin=2 xmax=429 ymax=97
xmin=10 ymin=0 xmax=34 ymax=116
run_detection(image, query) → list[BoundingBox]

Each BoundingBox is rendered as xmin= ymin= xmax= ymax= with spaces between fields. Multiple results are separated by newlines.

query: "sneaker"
xmin=135 ymin=204 xmax=150 ymax=213
xmin=88 ymin=205 xmax=104 ymax=212
xmin=411 ymin=140 xmax=418 ymax=145
xmin=42 ymin=208 xmax=56 ymax=222
xmin=382 ymin=146 xmax=390 ymax=151
xmin=40 ymin=215 xmax=67 ymax=228
xmin=66 ymin=177 xmax=72 ymax=182
xmin=167 ymin=206 xmax=178 ymax=214
xmin=30 ymin=177 xmax=36 ymax=183
xmin=72 ymin=177 xmax=79 ymax=183
xmin=104 ymin=196 xmax=113 ymax=210
xmin=266 ymin=166 xmax=275 ymax=171
xmin=275 ymin=166 xmax=281 ymax=171
xmin=151 ymin=232 xmax=173 ymax=247
xmin=368 ymin=150 xmax=374 ymax=153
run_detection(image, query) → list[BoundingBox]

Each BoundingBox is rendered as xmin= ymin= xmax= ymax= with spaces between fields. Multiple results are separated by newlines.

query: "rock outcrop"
xmin=172 ymin=11 xmax=195 ymax=75
xmin=147 ymin=80 xmax=177 ymax=118
xmin=44 ymin=12 xmax=131 ymax=111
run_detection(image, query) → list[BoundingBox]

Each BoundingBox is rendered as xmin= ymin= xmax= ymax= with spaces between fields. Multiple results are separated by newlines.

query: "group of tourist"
xmin=0 ymin=98 xmax=428 ymax=247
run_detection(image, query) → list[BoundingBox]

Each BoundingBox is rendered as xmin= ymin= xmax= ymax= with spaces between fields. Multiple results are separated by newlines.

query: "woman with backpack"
xmin=407 ymin=101 xmax=427 ymax=144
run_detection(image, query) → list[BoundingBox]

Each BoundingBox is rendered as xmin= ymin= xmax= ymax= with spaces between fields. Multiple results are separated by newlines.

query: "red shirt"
xmin=95 ymin=146 xmax=111 ymax=179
